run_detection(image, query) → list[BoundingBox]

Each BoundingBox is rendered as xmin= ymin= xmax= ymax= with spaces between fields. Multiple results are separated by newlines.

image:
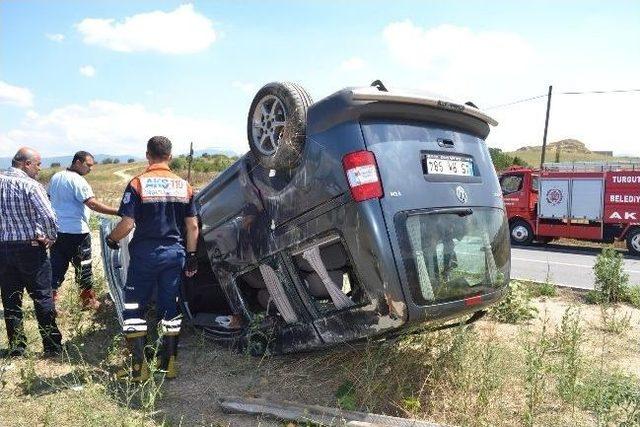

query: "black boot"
xmin=117 ymin=332 xmax=149 ymax=382
xmin=158 ymin=332 xmax=179 ymax=379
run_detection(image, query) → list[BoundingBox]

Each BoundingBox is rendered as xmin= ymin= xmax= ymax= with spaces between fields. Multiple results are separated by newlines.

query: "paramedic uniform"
xmin=117 ymin=163 xmax=196 ymax=336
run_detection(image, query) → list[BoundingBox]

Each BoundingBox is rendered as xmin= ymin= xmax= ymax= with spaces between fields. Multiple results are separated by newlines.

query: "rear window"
xmin=396 ymin=207 xmax=510 ymax=305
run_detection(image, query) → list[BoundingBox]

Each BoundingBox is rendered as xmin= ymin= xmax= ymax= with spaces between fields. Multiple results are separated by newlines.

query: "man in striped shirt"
xmin=0 ymin=147 xmax=63 ymax=358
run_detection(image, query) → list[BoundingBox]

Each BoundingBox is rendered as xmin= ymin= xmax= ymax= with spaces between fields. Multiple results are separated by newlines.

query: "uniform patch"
xmin=140 ymin=177 xmax=188 ymax=201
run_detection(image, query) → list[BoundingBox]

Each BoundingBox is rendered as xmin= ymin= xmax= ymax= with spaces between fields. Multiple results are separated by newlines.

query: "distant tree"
xmin=201 ymin=152 xmax=210 ymax=158
xmin=101 ymin=157 xmax=114 ymax=164
xmin=127 ymin=158 xmax=135 ymax=163
xmin=489 ymin=148 xmax=528 ymax=171
xmin=113 ymin=158 xmax=120 ymax=164
xmin=50 ymin=162 xmax=61 ymax=168
xmin=169 ymin=157 xmax=187 ymax=170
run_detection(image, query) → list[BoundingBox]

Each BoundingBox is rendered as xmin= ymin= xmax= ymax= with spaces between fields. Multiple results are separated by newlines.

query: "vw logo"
xmin=455 ymin=186 xmax=468 ymax=204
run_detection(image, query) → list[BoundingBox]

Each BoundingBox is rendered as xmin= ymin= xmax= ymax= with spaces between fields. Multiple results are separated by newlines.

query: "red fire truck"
xmin=499 ymin=162 xmax=640 ymax=255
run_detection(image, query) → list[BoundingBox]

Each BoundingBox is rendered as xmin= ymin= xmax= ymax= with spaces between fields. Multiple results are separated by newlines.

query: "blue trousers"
xmin=122 ymin=241 xmax=185 ymax=333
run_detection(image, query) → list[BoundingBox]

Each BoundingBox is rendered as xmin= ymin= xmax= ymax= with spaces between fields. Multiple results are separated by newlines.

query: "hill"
xmin=0 ymin=153 xmax=142 ymax=169
xmin=506 ymin=139 xmax=638 ymax=166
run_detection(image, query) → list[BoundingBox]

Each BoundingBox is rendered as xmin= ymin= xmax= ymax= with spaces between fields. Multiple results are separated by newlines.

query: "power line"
xmin=485 ymin=88 xmax=640 ymax=110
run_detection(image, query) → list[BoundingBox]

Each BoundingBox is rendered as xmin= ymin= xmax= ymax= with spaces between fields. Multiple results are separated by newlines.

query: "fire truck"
xmin=500 ymin=162 xmax=640 ymax=255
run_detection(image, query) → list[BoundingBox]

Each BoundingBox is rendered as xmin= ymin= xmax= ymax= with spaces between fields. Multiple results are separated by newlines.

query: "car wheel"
xmin=247 ymin=82 xmax=313 ymax=170
xmin=510 ymin=219 xmax=534 ymax=245
xmin=626 ymin=228 xmax=640 ymax=256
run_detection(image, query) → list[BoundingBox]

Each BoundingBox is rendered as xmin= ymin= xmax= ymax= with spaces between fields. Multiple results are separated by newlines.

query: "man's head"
xmin=12 ymin=147 xmax=42 ymax=178
xmin=146 ymin=136 xmax=172 ymax=163
xmin=70 ymin=151 xmax=95 ymax=176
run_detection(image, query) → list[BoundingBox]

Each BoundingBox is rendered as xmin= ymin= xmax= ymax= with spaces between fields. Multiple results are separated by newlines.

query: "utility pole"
xmin=187 ymin=141 xmax=194 ymax=183
xmin=540 ymin=85 xmax=553 ymax=169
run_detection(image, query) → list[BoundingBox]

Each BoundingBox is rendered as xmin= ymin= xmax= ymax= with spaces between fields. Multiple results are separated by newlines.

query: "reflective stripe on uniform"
xmin=161 ymin=318 xmax=181 ymax=334
xmin=123 ymin=317 xmax=147 ymax=332
xmin=123 ymin=303 xmax=139 ymax=310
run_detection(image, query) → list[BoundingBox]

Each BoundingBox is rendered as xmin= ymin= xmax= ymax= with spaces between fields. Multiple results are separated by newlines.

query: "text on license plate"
xmin=425 ymin=155 xmax=473 ymax=176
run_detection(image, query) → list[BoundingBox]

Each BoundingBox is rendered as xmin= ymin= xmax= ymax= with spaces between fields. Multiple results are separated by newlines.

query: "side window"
xmin=531 ymin=176 xmax=539 ymax=192
xmin=291 ymin=239 xmax=368 ymax=314
xmin=500 ymin=174 xmax=523 ymax=195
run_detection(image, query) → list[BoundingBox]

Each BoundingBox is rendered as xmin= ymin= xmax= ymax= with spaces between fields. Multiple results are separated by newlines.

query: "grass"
xmin=2 ymin=265 xmax=639 ymax=425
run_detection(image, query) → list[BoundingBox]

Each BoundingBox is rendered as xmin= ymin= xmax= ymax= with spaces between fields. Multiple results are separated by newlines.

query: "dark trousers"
xmin=0 ymin=242 xmax=62 ymax=351
xmin=51 ymin=233 xmax=92 ymax=291
xmin=122 ymin=241 xmax=185 ymax=332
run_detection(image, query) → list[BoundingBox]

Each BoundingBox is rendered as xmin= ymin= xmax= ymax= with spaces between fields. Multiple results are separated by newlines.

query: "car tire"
xmin=510 ymin=219 xmax=534 ymax=245
xmin=626 ymin=228 xmax=640 ymax=256
xmin=247 ymin=82 xmax=313 ymax=171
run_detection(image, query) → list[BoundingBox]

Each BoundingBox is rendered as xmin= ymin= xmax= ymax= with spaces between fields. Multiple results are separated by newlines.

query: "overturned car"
xmin=101 ymin=81 xmax=511 ymax=354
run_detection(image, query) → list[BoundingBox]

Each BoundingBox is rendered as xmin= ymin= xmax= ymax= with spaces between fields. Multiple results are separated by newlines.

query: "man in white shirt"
xmin=48 ymin=151 xmax=118 ymax=309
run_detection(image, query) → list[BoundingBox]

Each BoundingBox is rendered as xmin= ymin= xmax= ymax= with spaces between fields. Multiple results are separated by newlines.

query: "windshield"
xmin=500 ymin=174 xmax=523 ymax=195
xmin=398 ymin=207 xmax=510 ymax=305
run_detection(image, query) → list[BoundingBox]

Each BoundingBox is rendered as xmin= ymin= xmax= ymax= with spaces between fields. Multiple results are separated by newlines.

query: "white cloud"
xmin=0 ymin=80 xmax=34 ymax=108
xmin=46 ymin=33 xmax=65 ymax=42
xmin=0 ymin=100 xmax=246 ymax=157
xmin=487 ymin=91 xmax=640 ymax=156
xmin=340 ymin=57 xmax=366 ymax=71
xmin=382 ymin=22 xmax=536 ymax=100
xmin=232 ymin=81 xmax=256 ymax=94
xmin=76 ymin=4 xmax=217 ymax=54
xmin=79 ymin=65 xmax=96 ymax=77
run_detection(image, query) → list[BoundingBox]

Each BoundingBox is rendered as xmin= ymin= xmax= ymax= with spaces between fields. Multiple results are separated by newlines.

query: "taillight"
xmin=342 ymin=150 xmax=383 ymax=202
xmin=464 ymin=295 xmax=483 ymax=307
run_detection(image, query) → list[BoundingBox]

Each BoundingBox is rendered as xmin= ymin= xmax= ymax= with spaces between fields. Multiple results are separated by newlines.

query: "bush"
xmin=101 ymin=157 xmax=115 ymax=165
xmin=528 ymin=281 xmax=558 ymax=298
xmin=489 ymin=148 xmax=528 ymax=171
xmin=489 ymin=281 xmax=537 ymax=323
xmin=50 ymin=162 xmax=61 ymax=168
xmin=127 ymin=158 xmax=135 ymax=163
xmin=593 ymin=248 xmax=629 ymax=304
xmin=626 ymin=286 xmax=640 ymax=308
xmin=113 ymin=158 xmax=120 ymax=164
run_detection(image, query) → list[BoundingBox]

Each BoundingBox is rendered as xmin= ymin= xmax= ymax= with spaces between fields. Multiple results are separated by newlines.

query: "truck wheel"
xmin=247 ymin=82 xmax=313 ymax=171
xmin=510 ymin=220 xmax=534 ymax=245
xmin=626 ymin=228 xmax=640 ymax=256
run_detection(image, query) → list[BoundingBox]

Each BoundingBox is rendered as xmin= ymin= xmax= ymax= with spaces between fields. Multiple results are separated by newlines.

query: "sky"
xmin=1 ymin=0 xmax=639 ymax=158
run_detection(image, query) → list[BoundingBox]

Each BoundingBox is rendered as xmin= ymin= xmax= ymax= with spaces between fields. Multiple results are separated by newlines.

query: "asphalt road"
xmin=511 ymin=244 xmax=640 ymax=290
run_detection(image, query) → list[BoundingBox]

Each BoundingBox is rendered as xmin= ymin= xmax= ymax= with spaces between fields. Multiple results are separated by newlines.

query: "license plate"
xmin=424 ymin=154 xmax=473 ymax=176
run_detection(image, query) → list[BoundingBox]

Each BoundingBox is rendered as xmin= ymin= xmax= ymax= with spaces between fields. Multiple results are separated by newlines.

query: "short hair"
xmin=11 ymin=150 xmax=34 ymax=167
xmin=147 ymin=136 xmax=172 ymax=159
xmin=72 ymin=151 xmax=93 ymax=165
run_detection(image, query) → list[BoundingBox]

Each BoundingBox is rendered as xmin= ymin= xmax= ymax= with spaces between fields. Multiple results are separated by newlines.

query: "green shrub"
xmin=593 ymin=248 xmax=629 ymax=304
xmin=528 ymin=281 xmax=558 ymax=298
xmin=599 ymin=306 xmax=632 ymax=335
xmin=625 ymin=286 xmax=640 ymax=308
xmin=578 ymin=371 xmax=640 ymax=426
xmin=584 ymin=289 xmax=603 ymax=305
xmin=489 ymin=281 xmax=538 ymax=323
xmin=554 ymin=307 xmax=583 ymax=406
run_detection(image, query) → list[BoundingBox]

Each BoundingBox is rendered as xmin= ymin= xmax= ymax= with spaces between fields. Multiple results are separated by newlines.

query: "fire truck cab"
xmin=500 ymin=163 xmax=640 ymax=255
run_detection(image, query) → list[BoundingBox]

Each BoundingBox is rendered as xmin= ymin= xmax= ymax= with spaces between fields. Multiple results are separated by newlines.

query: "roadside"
xmin=512 ymin=246 xmax=640 ymax=289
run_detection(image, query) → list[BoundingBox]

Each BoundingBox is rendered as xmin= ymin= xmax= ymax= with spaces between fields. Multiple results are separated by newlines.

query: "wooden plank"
xmin=219 ymin=396 xmax=446 ymax=427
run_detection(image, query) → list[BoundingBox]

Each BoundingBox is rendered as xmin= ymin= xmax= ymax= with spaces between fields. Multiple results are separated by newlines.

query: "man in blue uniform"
xmin=106 ymin=136 xmax=198 ymax=380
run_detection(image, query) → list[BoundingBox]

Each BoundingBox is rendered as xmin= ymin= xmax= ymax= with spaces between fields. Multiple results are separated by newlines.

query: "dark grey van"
xmin=101 ymin=81 xmax=510 ymax=354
